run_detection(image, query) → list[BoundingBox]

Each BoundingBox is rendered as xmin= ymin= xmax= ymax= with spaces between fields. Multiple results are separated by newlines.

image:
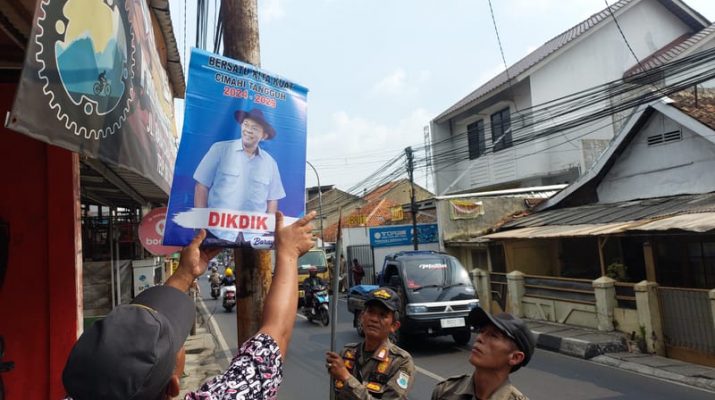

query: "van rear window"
xmin=403 ymin=259 xmax=447 ymax=289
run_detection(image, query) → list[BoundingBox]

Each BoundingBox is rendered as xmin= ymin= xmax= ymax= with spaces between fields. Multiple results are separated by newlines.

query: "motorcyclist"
xmin=303 ymin=267 xmax=325 ymax=313
xmin=220 ymin=268 xmax=236 ymax=298
xmin=222 ymin=267 xmax=236 ymax=286
xmin=209 ymin=266 xmax=221 ymax=286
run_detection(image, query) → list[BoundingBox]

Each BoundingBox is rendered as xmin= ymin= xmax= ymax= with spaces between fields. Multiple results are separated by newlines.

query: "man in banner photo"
xmin=193 ymin=108 xmax=286 ymax=242
xmin=163 ymin=48 xmax=308 ymax=248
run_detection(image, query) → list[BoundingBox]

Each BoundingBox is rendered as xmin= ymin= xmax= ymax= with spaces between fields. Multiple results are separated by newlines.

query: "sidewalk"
xmin=178 ymin=301 xmax=225 ymax=398
xmin=527 ymin=319 xmax=715 ymax=392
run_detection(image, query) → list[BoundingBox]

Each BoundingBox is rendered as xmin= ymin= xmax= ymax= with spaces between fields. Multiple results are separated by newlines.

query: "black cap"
xmin=468 ymin=308 xmax=536 ymax=372
xmin=63 ymin=285 xmax=195 ymax=400
xmin=365 ymin=287 xmax=400 ymax=312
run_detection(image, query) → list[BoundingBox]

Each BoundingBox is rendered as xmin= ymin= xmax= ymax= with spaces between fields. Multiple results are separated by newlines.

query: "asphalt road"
xmin=197 ymin=279 xmax=714 ymax=400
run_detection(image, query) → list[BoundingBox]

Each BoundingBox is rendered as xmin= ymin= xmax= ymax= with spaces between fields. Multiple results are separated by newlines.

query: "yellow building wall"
xmin=504 ymin=239 xmax=558 ymax=275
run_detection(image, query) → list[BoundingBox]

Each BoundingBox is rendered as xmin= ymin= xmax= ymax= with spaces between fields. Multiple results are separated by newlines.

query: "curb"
xmin=528 ymin=324 xmax=628 ymax=359
xmin=592 ymin=355 xmax=715 ymax=392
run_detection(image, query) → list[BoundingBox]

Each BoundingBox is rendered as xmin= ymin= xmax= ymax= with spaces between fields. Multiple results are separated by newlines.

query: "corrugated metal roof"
xmin=482 ymin=222 xmax=636 ymax=239
xmin=483 ymin=211 xmax=715 ymax=239
xmin=505 ymin=192 xmax=715 ymax=229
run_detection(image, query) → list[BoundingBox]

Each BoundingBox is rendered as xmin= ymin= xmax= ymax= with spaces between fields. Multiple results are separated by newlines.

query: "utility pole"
xmin=405 ymin=147 xmax=419 ymax=250
xmin=221 ymin=0 xmax=267 ymax=345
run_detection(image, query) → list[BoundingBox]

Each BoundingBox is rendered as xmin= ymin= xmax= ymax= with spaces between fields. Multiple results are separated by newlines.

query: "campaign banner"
xmin=369 ymin=224 xmax=439 ymax=248
xmin=8 ymin=0 xmax=178 ymax=194
xmin=164 ymin=49 xmax=308 ymax=248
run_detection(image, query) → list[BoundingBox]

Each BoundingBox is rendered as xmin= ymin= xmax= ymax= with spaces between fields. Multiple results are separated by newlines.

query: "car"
xmin=347 ymin=250 xmax=479 ymax=345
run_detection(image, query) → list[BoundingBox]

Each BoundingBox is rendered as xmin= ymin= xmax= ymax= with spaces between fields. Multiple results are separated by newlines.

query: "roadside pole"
xmin=405 ymin=146 xmax=419 ymax=250
xmin=329 ymin=210 xmax=343 ymax=400
xmin=221 ymin=0 xmax=268 ymax=346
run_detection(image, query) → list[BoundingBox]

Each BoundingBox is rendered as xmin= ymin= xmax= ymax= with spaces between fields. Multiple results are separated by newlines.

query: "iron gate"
xmin=658 ymin=287 xmax=715 ymax=356
xmin=347 ymin=245 xmax=375 ymax=285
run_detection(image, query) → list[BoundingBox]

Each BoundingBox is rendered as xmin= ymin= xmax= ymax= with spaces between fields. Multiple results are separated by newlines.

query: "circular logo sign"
xmin=35 ymin=0 xmax=135 ymax=139
xmin=139 ymin=207 xmax=181 ymax=255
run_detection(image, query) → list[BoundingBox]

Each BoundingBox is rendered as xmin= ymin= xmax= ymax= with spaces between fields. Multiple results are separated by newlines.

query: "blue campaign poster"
xmin=163 ymin=48 xmax=308 ymax=248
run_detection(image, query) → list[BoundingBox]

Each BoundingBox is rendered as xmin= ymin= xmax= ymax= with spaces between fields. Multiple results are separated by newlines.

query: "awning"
xmin=482 ymin=213 xmax=715 ymax=240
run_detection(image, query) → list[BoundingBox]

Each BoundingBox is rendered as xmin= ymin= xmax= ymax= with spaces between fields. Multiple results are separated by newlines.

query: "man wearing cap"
xmin=430 ymin=308 xmax=536 ymax=400
xmin=193 ymin=108 xmax=286 ymax=243
xmin=326 ymin=287 xmax=415 ymax=399
xmin=62 ymin=211 xmax=316 ymax=400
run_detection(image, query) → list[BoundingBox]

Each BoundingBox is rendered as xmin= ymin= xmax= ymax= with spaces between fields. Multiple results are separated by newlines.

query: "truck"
xmin=347 ymin=250 xmax=479 ymax=345
xmin=297 ymin=248 xmax=329 ymax=305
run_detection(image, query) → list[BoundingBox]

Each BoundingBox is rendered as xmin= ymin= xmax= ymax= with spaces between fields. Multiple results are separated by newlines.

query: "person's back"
xmin=209 ymin=271 xmax=221 ymax=285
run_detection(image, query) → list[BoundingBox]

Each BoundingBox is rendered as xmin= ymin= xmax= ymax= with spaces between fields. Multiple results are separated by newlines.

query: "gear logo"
xmin=35 ymin=0 xmax=135 ymax=139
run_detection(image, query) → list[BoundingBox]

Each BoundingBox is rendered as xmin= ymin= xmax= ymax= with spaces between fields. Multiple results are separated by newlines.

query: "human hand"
xmin=275 ymin=211 xmax=316 ymax=260
xmin=326 ymin=351 xmax=350 ymax=381
xmin=167 ymin=230 xmax=221 ymax=292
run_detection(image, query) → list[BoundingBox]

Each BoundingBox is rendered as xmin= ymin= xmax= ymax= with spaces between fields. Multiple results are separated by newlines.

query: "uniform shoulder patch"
xmin=396 ymin=371 xmax=410 ymax=389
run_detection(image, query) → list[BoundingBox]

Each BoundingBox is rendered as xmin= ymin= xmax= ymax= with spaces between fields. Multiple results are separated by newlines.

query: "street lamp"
xmin=306 ymin=161 xmax=325 ymax=252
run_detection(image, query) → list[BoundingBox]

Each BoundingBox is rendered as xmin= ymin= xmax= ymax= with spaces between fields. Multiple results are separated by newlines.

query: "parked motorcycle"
xmin=302 ymin=285 xmax=330 ymax=326
xmin=223 ymin=285 xmax=236 ymax=312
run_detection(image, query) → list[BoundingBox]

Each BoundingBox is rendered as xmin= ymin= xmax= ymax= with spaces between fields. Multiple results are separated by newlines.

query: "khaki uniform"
xmin=335 ymin=340 xmax=415 ymax=399
xmin=430 ymin=374 xmax=528 ymax=400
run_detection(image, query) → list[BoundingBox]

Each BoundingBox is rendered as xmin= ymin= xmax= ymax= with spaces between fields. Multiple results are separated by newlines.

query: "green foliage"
xmin=606 ymin=261 xmax=628 ymax=281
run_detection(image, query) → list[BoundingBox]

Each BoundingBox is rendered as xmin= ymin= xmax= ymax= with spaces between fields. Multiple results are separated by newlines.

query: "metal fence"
xmin=524 ymin=274 xmax=596 ymax=305
xmin=658 ymin=287 xmax=715 ymax=355
xmin=346 ymin=245 xmax=375 ymax=285
xmin=489 ymin=272 xmax=508 ymax=310
xmin=615 ymin=282 xmax=637 ymax=310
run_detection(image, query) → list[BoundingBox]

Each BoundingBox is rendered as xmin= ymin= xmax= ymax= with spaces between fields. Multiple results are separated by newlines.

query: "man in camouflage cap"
xmin=326 ymin=287 xmax=414 ymax=399
xmin=431 ymin=308 xmax=536 ymax=400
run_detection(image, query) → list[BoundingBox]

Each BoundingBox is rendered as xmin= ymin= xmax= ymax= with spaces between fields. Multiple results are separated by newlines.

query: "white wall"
xmin=341 ymin=227 xmax=370 ymax=255
xmin=530 ymin=0 xmax=691 ymax=105
xmin=597 ymin=110 xmax=715 ymax=203
xmin=432 ymin=0 xmax=696 ymax=194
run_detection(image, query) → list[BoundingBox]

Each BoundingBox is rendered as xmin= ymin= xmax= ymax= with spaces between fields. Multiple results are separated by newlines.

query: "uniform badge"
xmin=335 ymin=380 xmax=344 ymax=389
xmin=396 ymin=371 xmax=410 ymax=389
xmin=344 ymin=350 xmax=355 ymax=360
xmin=376 ymin=348 xmax=386 ymax=359
xmin=366 ymin=382 xmax=382 ymax=392
xmin=377 ymin=356 xmax=390 ymax=373
xmin=344 ymin=360 xmax=354 ymax=369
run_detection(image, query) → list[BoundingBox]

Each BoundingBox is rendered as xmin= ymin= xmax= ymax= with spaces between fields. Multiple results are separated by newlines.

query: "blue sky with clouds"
xmin=170 ymin=0 xmax=715 ymax=192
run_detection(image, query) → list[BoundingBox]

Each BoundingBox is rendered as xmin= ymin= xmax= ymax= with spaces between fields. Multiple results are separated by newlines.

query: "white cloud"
xmin=370 ymin=68 xmax=432 ymax=97
xmin=306 ymin=108 xmax=432 ymax=189
xmin=372 ymin=68 xmax=408 ymax=95
xmin=260 ymin=0 xmax=286 ymax=23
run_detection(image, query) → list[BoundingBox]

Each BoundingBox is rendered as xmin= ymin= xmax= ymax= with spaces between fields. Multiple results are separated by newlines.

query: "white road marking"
xmin=415 ymin=365 xmax=445 ymax=382
xmin=197 ymin=297 xmax=234 ymax=363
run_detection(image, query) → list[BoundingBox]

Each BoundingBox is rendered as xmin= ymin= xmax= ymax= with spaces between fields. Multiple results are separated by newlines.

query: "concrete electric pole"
xmin=221 ymin=0 xmax=268 ymax=345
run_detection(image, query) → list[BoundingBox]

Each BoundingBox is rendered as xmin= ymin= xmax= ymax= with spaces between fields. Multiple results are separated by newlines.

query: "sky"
xmin=168 ymin=0 xmax=715 ymax=193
